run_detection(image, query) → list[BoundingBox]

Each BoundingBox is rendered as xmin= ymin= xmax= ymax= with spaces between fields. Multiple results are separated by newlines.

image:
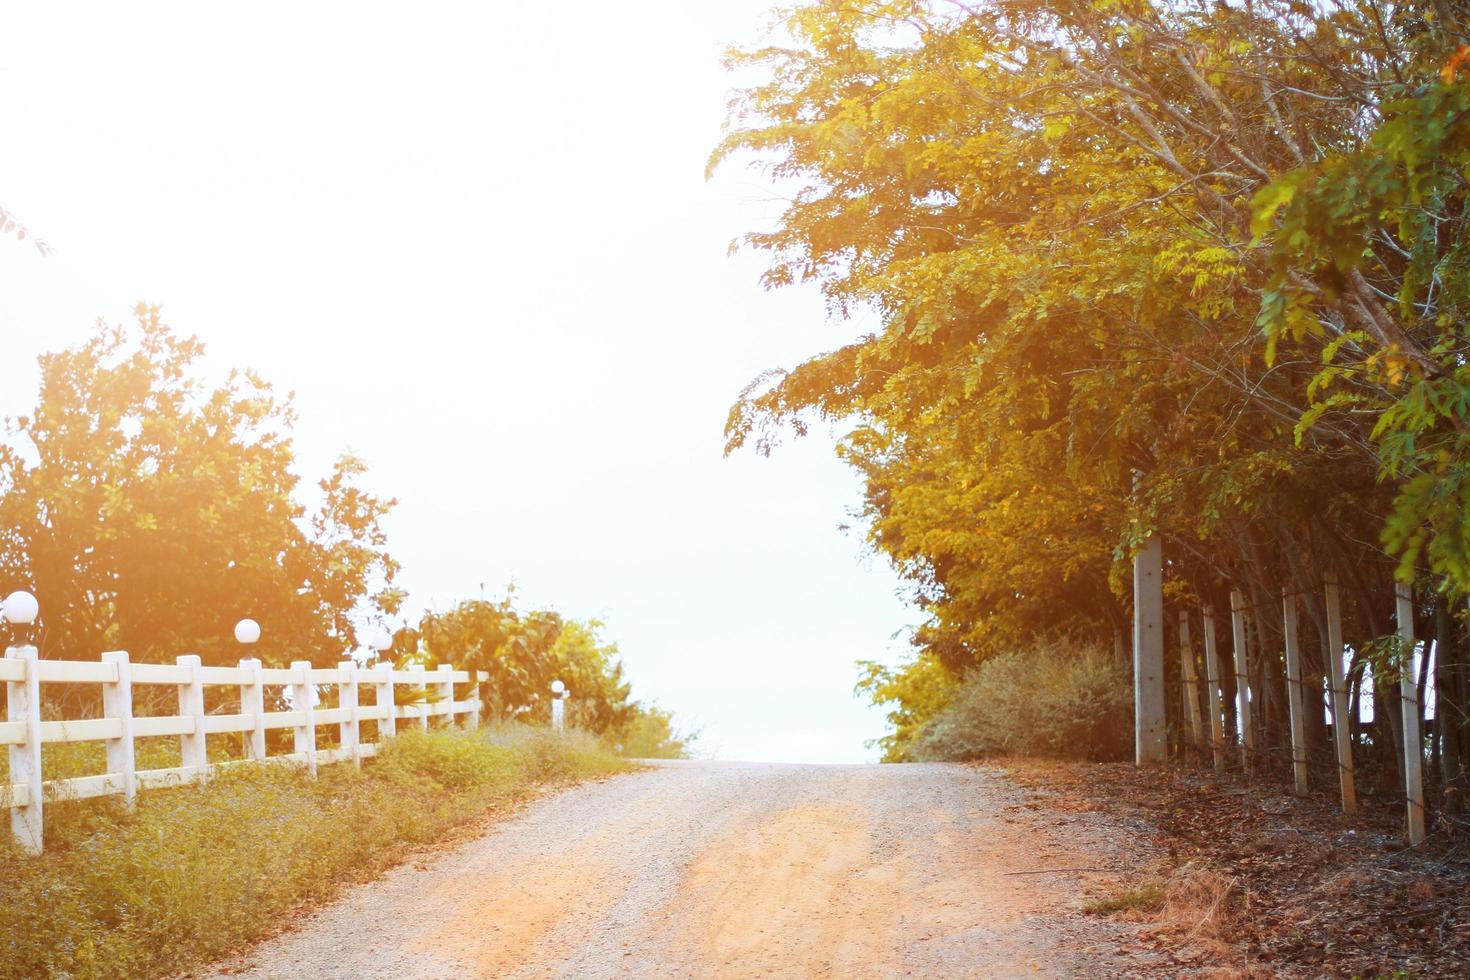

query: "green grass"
xmin=0 ymin=725 xmax=631 ymax=979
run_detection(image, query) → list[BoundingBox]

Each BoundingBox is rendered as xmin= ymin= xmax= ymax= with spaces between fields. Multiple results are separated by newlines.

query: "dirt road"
xmin=214 ymin=761 xmax=1163 ymax=978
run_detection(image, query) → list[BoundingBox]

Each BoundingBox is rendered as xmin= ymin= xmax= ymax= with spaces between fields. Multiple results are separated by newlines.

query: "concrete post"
xmin=1322 ymin=573 xmax=1357 ymax=815
xmin=1201 ymin=606 xmax=1227 ymax=772
xmin=1396 ymin=583 xmax=1426 ymax=845
xmin=1132 ymin=535 xmax=1167 ymax=764
xmin=1178 ymin=610 xmax=1205 ymax=757
xmin=1230 ymin=590 xmax=1254 ymax=769
xmin=1281 ymin=592 xmax=1310 ymax=796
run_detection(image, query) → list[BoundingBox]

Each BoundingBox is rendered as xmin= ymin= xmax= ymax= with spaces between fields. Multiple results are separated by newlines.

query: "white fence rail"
xmin=2 ymin=645 xmax=486 ymax=854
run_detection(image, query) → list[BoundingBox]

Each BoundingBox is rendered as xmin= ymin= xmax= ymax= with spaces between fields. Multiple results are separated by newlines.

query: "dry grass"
xmin=1082 ymin=881 xmax=1167 ymax=916
xmin=0 ymin=724 xmax=630 ymax=980
xmin=1151 ymin=863 xmax=1236 ymax=951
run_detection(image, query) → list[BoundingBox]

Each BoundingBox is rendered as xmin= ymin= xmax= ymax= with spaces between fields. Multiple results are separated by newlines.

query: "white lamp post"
xmin=3 ymin=590 xmax=39 ymax=627
xmin=234 ymin=618 xmax=261 ymax=646
xmin=365 ymin=627 xmax=393 ymax=663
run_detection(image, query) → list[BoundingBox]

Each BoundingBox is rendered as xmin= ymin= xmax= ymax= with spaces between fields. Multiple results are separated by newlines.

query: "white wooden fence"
xmin=2 ymin=645 xmax=486 ymax=855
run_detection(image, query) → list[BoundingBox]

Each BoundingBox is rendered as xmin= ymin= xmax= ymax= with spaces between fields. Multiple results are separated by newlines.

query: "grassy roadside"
xmin=0 ymin=725 xmax=633 ymax=980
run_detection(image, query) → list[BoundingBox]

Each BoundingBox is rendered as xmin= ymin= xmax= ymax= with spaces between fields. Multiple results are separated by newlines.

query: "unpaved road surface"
xmin=214 ymin=761 xmax=1163 ymax=978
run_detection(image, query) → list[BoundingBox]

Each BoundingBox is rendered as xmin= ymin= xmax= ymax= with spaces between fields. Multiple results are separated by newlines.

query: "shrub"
xmin=0 ymin=725 xmax=630 ymax=980
xmin=912 ymin=641 xmax=1132 ymax=762
xmin=613 ymin=705 xmax=696 ymax=759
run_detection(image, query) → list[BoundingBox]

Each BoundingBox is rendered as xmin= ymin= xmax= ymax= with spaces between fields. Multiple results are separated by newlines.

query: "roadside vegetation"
xmin=911 ymin=644 xmax=1131 ymax=763
xmin=717 ymin=0 xmax=1470 ymax=816
xmin=0 ymin=726 xmax=630 ymax=980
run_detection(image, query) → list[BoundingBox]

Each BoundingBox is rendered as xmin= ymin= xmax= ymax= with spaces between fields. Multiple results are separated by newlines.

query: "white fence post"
xmin=338 ymin=660 xmax=360 ymax=768
xmin=239 ymin=657 xmax=266 ymax=761
xmin=1178 ymin=610 xmax=1206 ymax=757
xmin=1396 ymin=583 xmax=1426 ymax=845
xmin=376 ymin=667 xmax=395 ymax=744
xmin=1281 ymin=592 xmax=1310 ymax=796
xmin=6 ymin=644 xmax=42 ymax=854
xmin=290 ymin=661 xmax=318 ymax=776
xmin=412 ymin=664 xmax=429 ymax=731
xmin=1230 ymin=589 xmax=1254 ymax=769
xmin=101 ymin=651 xmax=136 ymax=806
xmin=1201 ymin=606 xmax=1227 ymax=772
xmin=177 ymin=654 xmax=208 ymax=778
xmin=436 ymin=665 xmax=454 ymax=728
xmin=1323 ymin=573 xmax=1357 ymax=815
xmin=466 ymin=671 xmax=481 ymax=730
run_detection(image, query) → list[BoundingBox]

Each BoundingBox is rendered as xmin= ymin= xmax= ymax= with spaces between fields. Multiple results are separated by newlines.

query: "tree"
xmin=714 ymin=0 xmax=1469 ymax=770
xmin=0 ymin=305 xmax=401 ymax=669
xmin=417 ymin=594 xmax=637 ymax=734
xmin=613 ymin=704 xmax=696 ymax=759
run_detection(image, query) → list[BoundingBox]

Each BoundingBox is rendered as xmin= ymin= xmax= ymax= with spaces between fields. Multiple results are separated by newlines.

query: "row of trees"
xmin=0 ymin=306 xmax=685 ymax=750
xmin=717 ymin=0 xmax=1470 ymax=800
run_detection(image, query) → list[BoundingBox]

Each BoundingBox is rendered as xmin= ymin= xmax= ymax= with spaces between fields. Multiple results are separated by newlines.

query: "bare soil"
xmin=207 ymin=760 xmax=1175 ymax=978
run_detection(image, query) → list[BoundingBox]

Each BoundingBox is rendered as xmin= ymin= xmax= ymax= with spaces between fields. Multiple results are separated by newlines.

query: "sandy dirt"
xmin=210 ymin=760 xmax=1165 ymax=978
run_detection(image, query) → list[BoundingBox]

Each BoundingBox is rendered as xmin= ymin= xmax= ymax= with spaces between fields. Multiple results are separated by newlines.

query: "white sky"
xmin=0 ymin=2 xmax=916 ymax=762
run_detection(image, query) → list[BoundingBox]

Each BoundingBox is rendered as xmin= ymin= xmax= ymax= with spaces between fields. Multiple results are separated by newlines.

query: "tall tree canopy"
xmin=0 ymin=305 xmax=402 ymax=666
xmin=716 ymin=0 xmax=1470 ymax=760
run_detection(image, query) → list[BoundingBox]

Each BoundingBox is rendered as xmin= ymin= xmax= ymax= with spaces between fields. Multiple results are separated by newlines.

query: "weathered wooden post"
xmin=1201 ymin=605 xmax=1227 ymax=772
xmin=4 ymin=590 xmax=42 ymax=854
xmin=1396 ymin=583 xmax=1426 ymax=844
xmin=1281 ymin=591 xmax=1310 ymax=796
xmin=291 ymin=660 xmax=318 ymax=776
xmin=101 ymin=650 xmax=137 ymax=806
xmin=1322 ymin=573 xmax=1357 ymax=815
xmin=1179 ymin=611 xmax=1206 ymax=757
xmin=1133 ymin=536 xmax=1167 ymax=764
xmin=1230 ymin=590 xmax=1254 ymax=769
xmin=177 ymin=654 xmax=209 ymax=778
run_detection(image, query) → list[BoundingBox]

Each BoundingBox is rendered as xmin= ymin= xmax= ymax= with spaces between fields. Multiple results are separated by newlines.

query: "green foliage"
xmin=415 ymin=597 xmax=638 ymax=735
xmin=0 ymin=306 xmax=401 ymax=668
xmin=855 ymin=653 xmax=955 ymax=762
xmin=612 ymin=704 xmax=697 ymax=759
xmin=0 ymin=727 xmax=628 ymax=980
xmin=911 ymin=644 xmax=1132 ymax=763
xmin=715 ymin=0 xmax=1470 ymax=751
